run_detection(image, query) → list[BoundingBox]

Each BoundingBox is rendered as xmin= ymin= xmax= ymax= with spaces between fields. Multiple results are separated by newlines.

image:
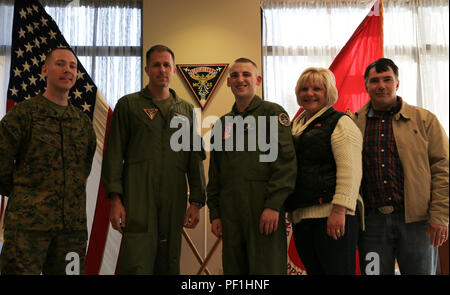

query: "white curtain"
xmin=0 ymin=0 xmax=142 ymax=118
xmin=383 ymin=0 xmax=449 ymax=134
xmin=261 ymin=0 xmax=449 ymax=134
xmin=261 ymin=0 xmax=376 ymax=118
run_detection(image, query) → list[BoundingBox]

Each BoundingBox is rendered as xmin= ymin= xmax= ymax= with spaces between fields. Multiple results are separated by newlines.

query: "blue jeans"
xmin=358 ymin=208 xmax=438 ymax=275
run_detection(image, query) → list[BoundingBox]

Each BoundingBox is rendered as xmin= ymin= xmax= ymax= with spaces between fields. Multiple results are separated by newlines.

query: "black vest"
xmin=285 ymin=107 xmax=345 ymax=212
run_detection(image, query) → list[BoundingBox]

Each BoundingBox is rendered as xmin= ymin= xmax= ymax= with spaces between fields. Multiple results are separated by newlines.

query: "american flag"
xmin=6 ymin=0 xmax=97 ymax=117
xmin=1 ymin=0 xmax=120 ymax=274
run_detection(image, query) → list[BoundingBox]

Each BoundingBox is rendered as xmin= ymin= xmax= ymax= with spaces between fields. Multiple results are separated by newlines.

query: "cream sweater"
xmin=290 ymin=106 xmax=364 ymax=225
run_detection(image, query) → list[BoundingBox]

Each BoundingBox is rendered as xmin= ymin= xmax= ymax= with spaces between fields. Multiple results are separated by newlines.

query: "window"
xmin=262 ymin=0 xmax=449 ymax=134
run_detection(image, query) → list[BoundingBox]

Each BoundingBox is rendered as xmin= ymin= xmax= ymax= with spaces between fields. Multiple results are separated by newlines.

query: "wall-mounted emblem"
xmin=177 ymin=64 xmax=228 ymax=110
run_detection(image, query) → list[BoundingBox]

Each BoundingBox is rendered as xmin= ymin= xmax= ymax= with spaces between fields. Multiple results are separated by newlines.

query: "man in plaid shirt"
xmin=353 ymin=58 xmax=448 ymax=275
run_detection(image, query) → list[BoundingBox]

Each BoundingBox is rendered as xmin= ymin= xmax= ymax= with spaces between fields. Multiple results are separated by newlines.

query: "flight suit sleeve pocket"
xmin=245 ymin=164 xmax=270 ymax=181
xmin=245 ymin=153 xmax=271 ymax=180
xmin=279 ymin=141 xmax=295 ymax=160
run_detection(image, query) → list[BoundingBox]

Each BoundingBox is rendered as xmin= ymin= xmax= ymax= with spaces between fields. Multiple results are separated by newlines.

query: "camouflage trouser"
xmin=0 ymin=229 xmax=87 ymax=275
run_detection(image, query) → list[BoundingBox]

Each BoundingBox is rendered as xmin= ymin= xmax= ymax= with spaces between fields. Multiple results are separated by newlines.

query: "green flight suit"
xmin=207 ymin=96 xmax=297 ymax=274
xmin=101 ymin=87 xmax=206 ymax=275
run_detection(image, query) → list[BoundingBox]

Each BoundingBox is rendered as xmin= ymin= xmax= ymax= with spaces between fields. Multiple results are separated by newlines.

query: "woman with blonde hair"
xmin=284 ymin=67 xmax=363 ymax=274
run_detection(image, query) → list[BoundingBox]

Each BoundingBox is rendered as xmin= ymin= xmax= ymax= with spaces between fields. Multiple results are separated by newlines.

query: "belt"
xmin=366 ymin=205 xmax=401 ymax=215
xmin=377 ymin=205 xmax=394 ymax=214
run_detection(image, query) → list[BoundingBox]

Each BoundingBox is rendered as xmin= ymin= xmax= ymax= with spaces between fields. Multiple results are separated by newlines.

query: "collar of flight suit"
xmin=231 ymin=95 xmax=263 ymax=116
xmin=140 ymin=86 xmax=183 ymax=107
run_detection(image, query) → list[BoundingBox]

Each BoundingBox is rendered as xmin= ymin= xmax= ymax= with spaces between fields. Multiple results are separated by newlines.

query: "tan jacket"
xmin=352 ymin=98 xmax=449 ymax=226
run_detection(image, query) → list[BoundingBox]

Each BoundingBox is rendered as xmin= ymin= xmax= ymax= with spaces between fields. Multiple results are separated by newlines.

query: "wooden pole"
xmin=197 ymin=236 xmax=222 ymax=275
xmin=182 ymin=228 xmax=211 ymax=275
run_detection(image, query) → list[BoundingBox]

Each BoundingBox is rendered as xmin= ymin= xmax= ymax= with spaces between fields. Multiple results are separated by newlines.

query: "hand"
xmin=110 ymin=193 xmax=126 ymax=234
xmin=211 ymin=218 xmax=223 ymax=237
xmin=184 ymin=204 xmax=201 ymax=228
xmin=426 ymin=223 xmax=448 ymax=247
xmin=327 ymin=205 xmax=346 ymax=240
xmin=259 ymin=208 xmax=279 ymax=235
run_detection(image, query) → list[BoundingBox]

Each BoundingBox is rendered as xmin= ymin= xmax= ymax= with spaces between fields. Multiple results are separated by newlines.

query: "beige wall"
xmin=143 ymin=0 xmax=262 ymax=274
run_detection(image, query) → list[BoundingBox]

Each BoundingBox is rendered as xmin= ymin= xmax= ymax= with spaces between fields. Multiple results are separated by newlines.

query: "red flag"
xmin=293 ymin=1 xmax=383 ymax=121
xmin=2 ymin=0 xmax=118 ymax=274
xmin=330 ymin=1 xmax=383 ymax=113
xmin=288 ymin=0 xmax=383 ymax=274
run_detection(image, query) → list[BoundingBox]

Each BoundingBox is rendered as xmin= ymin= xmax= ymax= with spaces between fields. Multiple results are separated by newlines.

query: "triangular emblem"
xmin=177 ymin=64 xmax=228 ymax=110
xmin=143 ymin=108 xmax=159 ymax=120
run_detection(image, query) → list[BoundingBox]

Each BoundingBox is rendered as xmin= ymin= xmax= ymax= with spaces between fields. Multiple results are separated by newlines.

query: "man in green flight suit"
xmin=207 ymin=58 xmax=297 ymax=274
xmin=0 ymin=48 xmax=97 ymax=274
xmin=101 ymin=45 xmax=206 ymax=274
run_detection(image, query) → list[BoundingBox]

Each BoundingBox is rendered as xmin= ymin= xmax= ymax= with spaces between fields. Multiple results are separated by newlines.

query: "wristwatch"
xmin=190 ymin=201 xmax=204 ymax=208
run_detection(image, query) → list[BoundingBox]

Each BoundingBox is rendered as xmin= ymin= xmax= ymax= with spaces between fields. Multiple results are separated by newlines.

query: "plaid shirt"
xmin=361 ymin=98 xmax=404 ymax=209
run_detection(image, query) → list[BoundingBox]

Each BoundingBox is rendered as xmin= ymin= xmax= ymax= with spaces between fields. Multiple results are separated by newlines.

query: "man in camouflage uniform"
xmin=207 ymin=58 xmax=297 ymax=274
xmin=0 ymin=48 xmax=96 ymax=275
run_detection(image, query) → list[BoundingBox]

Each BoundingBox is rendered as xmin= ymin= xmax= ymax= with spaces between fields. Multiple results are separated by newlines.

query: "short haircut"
xmin=364 ymin=58 xmax=399 ymax=85
xmin=146 ymin=45 xmax=175 ymax=65
xmin=295 ymin=67 xmax=338 ymax=107
xmin=45 ymin=47 xmax=75 ymax=64
xmin=233 ymin=57 xmax=258 ymax=69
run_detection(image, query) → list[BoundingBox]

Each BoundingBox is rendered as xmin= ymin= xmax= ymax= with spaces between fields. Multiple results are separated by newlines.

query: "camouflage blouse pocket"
xmin=30 ymin=117 xmax=61 ymax=147
xmin=33 ymin=133 xmax=60 ymax=148
xmin=27 ymin=130 xmax=61 ymax=166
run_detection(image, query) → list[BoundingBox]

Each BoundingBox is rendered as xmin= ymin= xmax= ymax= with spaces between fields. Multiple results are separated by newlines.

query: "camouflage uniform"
xmin=0 ymin=95 xmax=96 ymax=274
xmin=0 ymin=229 xmax=87 ymax=275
